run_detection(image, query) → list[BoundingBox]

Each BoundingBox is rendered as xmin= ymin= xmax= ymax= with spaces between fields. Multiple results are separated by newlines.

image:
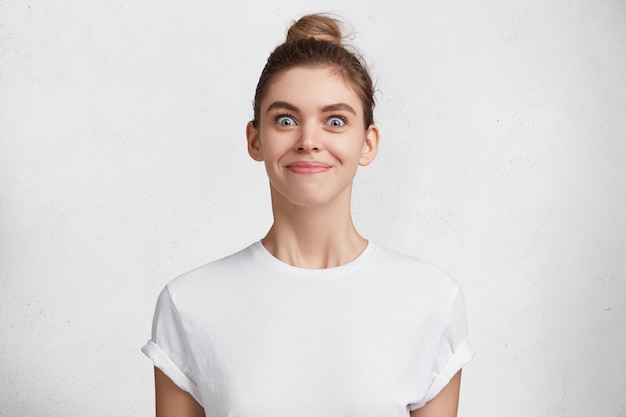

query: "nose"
xmin=295 ymin=123 xmax=321 ymax=152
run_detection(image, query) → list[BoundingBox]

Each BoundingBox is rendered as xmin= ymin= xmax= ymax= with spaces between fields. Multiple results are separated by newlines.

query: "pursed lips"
xmin=286 ymin=161 xmax=332 ymax=174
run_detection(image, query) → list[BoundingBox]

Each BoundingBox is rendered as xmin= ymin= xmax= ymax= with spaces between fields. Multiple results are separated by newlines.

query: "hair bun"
xmin=286 ymin=14 xmax=344 ymax=46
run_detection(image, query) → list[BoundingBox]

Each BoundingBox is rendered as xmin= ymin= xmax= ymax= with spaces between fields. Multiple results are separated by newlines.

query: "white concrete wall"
xmin=1 ymin=1 xmax=625 ymax=416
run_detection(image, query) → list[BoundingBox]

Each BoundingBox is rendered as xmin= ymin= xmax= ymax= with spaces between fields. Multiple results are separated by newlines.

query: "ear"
xmin=359 ymin=124 xmax=380 ymax=166
xmin=246 ymin=121 xmax=264 ymax=162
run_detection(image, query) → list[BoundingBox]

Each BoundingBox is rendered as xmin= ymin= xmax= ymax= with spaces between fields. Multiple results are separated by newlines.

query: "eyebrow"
xmin=265 ymin=101 xmax=357 ymax=116
xmin=266 ymin=101 xmax=299 ymax=114
xmin=321 ymin=103 xmax=357 ymax=115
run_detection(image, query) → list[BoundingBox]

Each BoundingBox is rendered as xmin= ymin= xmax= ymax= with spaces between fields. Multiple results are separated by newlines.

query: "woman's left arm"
xmin=410 ymin=370 xmax=462 ymax=417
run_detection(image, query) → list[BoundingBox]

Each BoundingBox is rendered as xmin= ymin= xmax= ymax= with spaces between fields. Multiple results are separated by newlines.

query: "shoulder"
xmin=165 ymin=242 xmax=261 ymax=302
xmin=364 ymin=245 xmax=470 ymax=349
xmin=369 ymin=244 xmax=461 ymax=300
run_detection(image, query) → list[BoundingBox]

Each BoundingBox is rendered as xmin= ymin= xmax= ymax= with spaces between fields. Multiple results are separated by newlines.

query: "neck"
xmin=262 ymin=186 xmax=367 ymax=269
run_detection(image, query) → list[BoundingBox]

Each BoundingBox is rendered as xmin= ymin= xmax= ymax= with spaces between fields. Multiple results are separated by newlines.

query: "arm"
xmin=410 ymin=370 xmax=462 ymax=417
xmin=154 ymin=367 xmax=205 ymax=417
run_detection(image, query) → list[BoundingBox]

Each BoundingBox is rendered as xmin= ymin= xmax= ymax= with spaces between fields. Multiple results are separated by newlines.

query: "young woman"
xmin=143 ymin=13 xmax=473 ymax=417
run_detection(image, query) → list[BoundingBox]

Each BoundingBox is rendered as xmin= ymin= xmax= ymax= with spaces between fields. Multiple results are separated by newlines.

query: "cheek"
xmin=338 ymin=136 xmax=366 ymax=158
xmin=260 ymin=140 xmax=290 ymax=164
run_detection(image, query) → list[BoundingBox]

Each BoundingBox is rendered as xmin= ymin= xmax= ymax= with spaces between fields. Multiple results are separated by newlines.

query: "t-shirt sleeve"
xmin=411 ymin=285 xmax=475 ymax=410
xmin=141 ymin=286 xmax=203 ymax=404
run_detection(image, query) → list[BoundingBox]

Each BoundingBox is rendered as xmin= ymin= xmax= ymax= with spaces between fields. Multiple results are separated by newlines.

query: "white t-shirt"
xmin=142 ymin=241 xmax=474 ymax=416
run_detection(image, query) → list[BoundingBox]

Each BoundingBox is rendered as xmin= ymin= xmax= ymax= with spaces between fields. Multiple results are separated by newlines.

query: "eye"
xmin=276 ymin=115 xmax=296 ymax=127
xmin=327 ymin=116 xmax=347 ymax=128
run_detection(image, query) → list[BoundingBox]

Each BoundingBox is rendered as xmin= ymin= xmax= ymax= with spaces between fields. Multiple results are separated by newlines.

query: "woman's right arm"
xmin=154 ymin=367 xmax=205 ymax=417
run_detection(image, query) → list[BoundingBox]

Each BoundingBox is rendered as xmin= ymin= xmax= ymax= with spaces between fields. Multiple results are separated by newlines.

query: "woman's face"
xmin=246 ymin=66 xmax=379 ymax=209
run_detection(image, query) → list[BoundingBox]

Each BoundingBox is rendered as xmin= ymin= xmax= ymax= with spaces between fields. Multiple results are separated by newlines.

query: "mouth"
xmin=286 ymin=161 xmax=332 ymax=174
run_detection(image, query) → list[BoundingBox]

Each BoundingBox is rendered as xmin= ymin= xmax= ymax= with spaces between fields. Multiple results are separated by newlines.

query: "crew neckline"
xmin=251 ymin=240 xmax=376 ymax=278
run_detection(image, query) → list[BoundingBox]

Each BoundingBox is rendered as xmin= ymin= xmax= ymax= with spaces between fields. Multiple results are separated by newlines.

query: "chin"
xmin=270 ymin=182 xmax=352 ymax=210
xmin=286 ymin=196 xmax=334 ymax=208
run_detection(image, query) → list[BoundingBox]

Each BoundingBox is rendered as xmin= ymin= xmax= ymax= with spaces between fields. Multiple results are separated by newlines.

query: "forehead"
xmin=262 ymin=66 xmax=363 ymax=114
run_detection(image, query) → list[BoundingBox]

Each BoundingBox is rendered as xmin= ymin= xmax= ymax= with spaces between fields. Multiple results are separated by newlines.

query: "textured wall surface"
xmin=1 ymin=1 xmax=625 ymax=416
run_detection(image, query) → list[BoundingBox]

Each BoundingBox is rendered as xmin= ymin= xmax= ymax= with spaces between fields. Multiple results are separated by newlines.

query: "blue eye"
xmin=276 ymin=115 xmax=296 ymax=126
xmin=327 ymin=116 xmax=346 ymax=127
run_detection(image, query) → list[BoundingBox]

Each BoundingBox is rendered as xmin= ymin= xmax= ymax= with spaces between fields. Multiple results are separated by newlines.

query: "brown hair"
xmin=252 ymin=14 xmax=375 ymax=128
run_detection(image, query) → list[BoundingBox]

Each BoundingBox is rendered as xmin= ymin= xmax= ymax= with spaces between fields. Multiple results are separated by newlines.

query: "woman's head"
xmin=252 ymin=14 xmax=375 ymax=129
